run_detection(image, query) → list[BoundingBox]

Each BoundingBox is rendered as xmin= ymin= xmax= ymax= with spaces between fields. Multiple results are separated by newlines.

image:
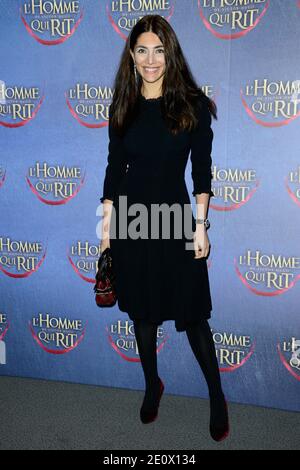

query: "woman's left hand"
xmin=193 ymin=226 xmax=210 ymax=259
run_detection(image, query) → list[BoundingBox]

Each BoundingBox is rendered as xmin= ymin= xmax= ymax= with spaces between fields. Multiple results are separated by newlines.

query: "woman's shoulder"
xmin=191 ymin=92 xmax=212 ymax=129
xmin=192 ymin=90 xmax=210 ymax=110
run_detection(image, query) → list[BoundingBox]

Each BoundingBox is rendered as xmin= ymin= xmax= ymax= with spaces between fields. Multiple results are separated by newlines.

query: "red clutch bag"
xmin=94 ymin=247 xmax=117 ymax=307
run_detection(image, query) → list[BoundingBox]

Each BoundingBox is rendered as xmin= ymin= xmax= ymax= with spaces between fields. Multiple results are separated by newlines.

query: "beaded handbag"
xmin=94 ymin=247 xmax=117 ymax=307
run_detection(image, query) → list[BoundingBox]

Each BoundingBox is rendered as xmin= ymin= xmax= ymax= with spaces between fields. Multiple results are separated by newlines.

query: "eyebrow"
xmin=135 ymin=45 xmax=164 ymax=48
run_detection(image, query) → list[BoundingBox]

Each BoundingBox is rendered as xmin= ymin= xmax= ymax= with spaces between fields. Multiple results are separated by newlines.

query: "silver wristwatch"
xmin=196 ymin=218 xmax=210 ymax=229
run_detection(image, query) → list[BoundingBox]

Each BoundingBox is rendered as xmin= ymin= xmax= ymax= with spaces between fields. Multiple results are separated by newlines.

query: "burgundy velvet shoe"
xmin=140 ymin=377 xmax=165 ymax=424
xmin=209 ymin=397 xmax=230 ymax=442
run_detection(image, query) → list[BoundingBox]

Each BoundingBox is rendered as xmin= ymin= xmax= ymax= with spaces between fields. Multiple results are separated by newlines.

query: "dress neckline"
xmin=139 ymin=93 xmax=163 ymax=102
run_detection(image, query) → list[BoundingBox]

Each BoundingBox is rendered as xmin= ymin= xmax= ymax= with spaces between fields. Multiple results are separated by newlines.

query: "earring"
xmin=134 ymin=64 xmax=138 ymax=84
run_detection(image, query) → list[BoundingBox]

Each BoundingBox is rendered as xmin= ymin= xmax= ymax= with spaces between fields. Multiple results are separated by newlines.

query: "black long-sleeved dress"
xmin=100 ymin=92 xmax=214 ymax=332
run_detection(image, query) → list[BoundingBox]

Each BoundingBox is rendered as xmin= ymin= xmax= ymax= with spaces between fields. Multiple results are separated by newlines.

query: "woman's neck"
xmin=141 ymin=84 xmax=163 ymax=100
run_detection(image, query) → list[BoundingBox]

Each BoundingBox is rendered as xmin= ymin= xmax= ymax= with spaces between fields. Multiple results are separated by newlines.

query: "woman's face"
xmin=130 ymin=32 xmax=166 ymax=87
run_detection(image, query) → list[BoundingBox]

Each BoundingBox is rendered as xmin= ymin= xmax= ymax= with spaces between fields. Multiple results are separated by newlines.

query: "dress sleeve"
xmin=99 ymin=108 xmax=128 ymax=203
xmin=190 ymin=100 xmax=214 ymax=198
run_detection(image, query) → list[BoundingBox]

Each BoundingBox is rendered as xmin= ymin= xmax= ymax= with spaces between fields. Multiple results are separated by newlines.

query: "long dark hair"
xmin=109 ymin=14 xmax=217 ymax=136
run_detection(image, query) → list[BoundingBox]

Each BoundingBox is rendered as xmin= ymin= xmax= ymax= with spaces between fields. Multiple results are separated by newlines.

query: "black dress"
xmin=100 ymin=92 xmax=215 ymax=332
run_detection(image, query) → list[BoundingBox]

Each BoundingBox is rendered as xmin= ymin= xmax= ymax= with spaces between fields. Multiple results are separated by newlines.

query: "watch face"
xmin=195 ymin=218 xmax=210 ymax=228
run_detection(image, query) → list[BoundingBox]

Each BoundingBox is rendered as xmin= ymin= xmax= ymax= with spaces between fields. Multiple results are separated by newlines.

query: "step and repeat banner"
xmin=0 ymin=0 xmax=299 ymax=413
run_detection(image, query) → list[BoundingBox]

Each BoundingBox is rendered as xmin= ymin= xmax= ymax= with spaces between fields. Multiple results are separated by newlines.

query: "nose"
xmin=146 ymin=50 xmax=155 ymax=64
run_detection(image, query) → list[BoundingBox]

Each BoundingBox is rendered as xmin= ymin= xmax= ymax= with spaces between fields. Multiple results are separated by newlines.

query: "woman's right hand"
xmin=100 ymin=239 xmax=110 ymax=254
xmin=101 ymin=200 xmax=113 ymax=253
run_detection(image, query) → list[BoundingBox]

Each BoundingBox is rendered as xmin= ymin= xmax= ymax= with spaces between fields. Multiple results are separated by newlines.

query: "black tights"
xmin=185 ymin=319 xmax=223 ymax=399
xmin=133 ymin=319 xmax=159 ymax=391
xmin=133 ymin=318 xmax=224 ymax=407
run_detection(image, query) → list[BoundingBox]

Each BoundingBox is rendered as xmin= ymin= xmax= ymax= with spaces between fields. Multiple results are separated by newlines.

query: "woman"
xmin=100 ymin=14 xmax=229 ymax=441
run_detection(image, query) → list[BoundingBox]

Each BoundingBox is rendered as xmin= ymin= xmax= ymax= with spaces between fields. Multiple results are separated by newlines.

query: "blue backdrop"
xmin=0 ymin=0 xmax=299 ymax=412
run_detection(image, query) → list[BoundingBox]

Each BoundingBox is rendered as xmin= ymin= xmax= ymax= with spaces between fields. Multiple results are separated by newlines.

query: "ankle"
xmin=209 ymin=390 xmax=225 ymax=401
xmin=145 ymin=376 xmax=160 ymax=390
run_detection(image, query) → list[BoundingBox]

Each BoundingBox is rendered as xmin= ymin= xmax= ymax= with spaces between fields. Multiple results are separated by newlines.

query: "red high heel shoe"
xmin=140 ymin=377 xmax=165 ymax=424
xmin=209 ymin=398 xmax=229 ymax=442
